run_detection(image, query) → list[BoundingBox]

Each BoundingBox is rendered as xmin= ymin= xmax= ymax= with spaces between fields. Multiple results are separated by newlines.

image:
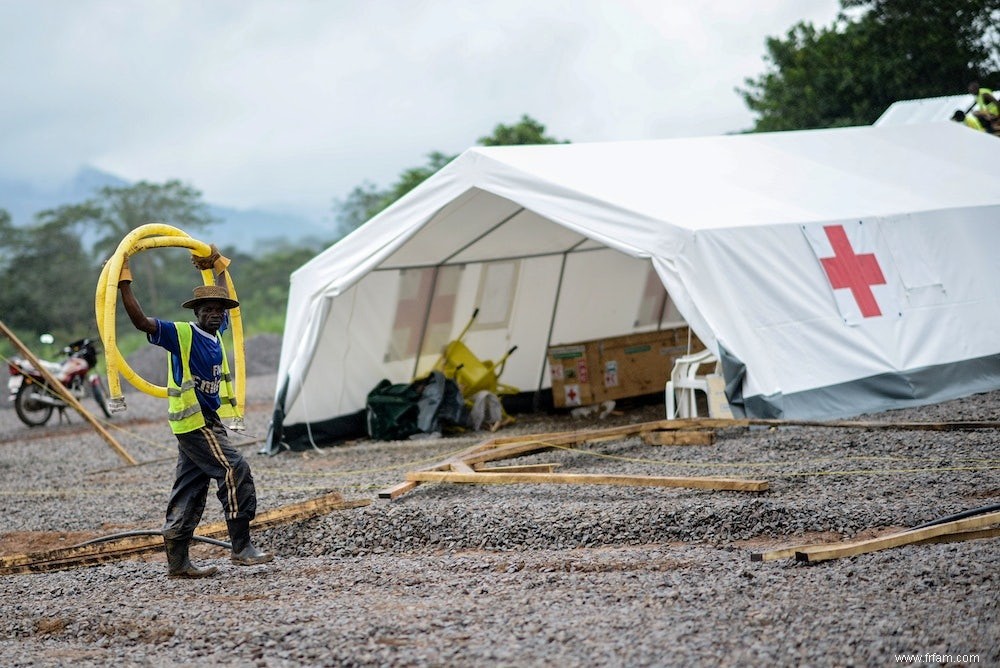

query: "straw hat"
xmin=181 ymin=285 xmax=240 ymax=310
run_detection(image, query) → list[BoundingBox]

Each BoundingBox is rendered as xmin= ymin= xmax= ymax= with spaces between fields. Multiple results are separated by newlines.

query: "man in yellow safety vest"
xmin=951 ymin=109 xmax=986 ymax=132
xmin=118 ymin=245 xmax=273 ymax=578
xmin=967 ymin=81 xmax=999 ymax=133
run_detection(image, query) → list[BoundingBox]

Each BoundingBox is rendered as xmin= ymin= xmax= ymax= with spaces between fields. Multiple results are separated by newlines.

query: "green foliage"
xmin=334 ymin=115 xmax=568 ymax=235
xmin=0 ymin=212 xmax=95 ymax=337
xmin=478 ymin=114 xmax=569 ymax=146
xmin=33 ymin=180 xmax=218 ymax=317
xmin=222 ymin=243 xmax=321 ymax=334
xmin=86 ymin=180 xmax=216 ymax=258
xmin=0 ymin=181 xmax=313 ymax=360
xmin=2 ymin=114 xmax=573 ymax=351
xmin=740 ymin=0 xmax=1000 ymax=131
xmin=334 ymin=151 xmax=455 ymax=235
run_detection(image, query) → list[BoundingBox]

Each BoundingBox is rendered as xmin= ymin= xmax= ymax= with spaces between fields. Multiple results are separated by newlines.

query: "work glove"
xmin=118 ymin=258 xmax=133 ymax=285
xmin=191 ymin=243 xmax=231 ymax=274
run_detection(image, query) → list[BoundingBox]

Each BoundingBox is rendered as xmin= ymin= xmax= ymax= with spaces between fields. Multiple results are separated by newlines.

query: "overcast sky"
xmin=0 ymin=0 xmax=842 ymax=223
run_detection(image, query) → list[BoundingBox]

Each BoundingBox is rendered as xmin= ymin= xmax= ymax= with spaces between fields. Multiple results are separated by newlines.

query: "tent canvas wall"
xmin=267 ymin=123 xmax=1000 ymax=451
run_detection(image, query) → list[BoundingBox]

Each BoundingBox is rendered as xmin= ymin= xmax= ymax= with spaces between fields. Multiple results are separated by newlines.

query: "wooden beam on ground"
xmin=913 ymin=526 xmax=1000 ymax=546
xmin=0 ymin=320 xmax=137 ymax=466
xmin=754 ymin=527 xmax=1000 ymax=563
xmin=0 ymin=493 xmax=369 ymax=575
xmin=474 ymin=463 xmax=561 ymax=473
xmin=788 ymin=510 xmax=1000 ymax=564
xmin=377 ymin=481 xmax=420 ymax=500
xmin=406 ymin=470 xmax=768 ymax=492
xmin=642 ymin=430 xmax=715 ymax=446
xmin=379 ymin=412 xmax=999 ymax=502
xmin=460 ymin=440 xmax=568 ymax=467
xmin=486 ymin=421 xmax=677 ymax=448
xmin=450 ymin=461 xmax=475 ymax=473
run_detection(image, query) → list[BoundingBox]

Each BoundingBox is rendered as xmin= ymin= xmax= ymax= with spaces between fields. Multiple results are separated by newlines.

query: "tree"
xmin=334 ymin=115 xmax=567 ymax=234
xmin=0 ymin=208 xmax=18 ymax=270
xmin=44 ymin=179 xmax=217 ymax=315
xmin=227 ymin=243 xmax=321 ymax=332
xmin=0 ymin=212 xmax=95 ymax=337
xmin=478 ymin=114 xmax=568 ymax=146
xmin=739 ymin=0 xmax=1000 ymax=131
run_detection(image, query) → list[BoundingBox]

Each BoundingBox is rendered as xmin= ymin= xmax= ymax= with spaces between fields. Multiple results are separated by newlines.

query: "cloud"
xmin=0 ymin=0 xmax=842 ymax=217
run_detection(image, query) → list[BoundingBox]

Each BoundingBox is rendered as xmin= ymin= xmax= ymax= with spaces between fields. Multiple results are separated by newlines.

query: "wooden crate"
xmin=548 ymin=328 xmax=703 ymax=408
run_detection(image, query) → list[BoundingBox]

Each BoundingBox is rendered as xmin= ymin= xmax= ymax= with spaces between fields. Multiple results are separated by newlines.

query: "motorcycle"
xmin=6 ymin=338 xmax=113 ymax=427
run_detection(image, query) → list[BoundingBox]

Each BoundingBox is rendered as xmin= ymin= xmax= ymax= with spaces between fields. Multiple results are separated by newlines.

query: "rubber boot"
xmin=164 ymin=538 xmax=218 ymax=578
xmin=227 ymin=518 xmax=274 ymax=566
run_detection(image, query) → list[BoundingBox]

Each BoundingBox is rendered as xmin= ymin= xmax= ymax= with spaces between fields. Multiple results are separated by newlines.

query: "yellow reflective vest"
xmin=167 ymin=322 xmax=240 ymax=434
xmin=964 ymin=114 xmax=986 ymax=132
xmin=975 ymin=88 xmax=999 ymax=116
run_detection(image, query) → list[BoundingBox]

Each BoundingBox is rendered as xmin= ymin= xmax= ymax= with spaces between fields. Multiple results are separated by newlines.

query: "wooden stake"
xmin=0 ymin=320 xmax=136 ymax=466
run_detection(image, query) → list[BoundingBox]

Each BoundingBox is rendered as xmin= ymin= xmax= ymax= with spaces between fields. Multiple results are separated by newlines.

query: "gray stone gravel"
xmin=1 ymin=351 xmax=998 ymax=667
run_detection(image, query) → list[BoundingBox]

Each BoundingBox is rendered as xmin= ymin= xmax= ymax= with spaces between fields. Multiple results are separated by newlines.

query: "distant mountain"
xmin=204 ymin=204 xmax=335 ymax=252
xmin=0 ymin=166 xmax=336 ymax=252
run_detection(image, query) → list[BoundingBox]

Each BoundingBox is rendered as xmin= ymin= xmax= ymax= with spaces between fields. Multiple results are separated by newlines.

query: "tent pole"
xmin=534 ymin=249 xmax=571 ymax=410
xmin=656 ymin=265 xmax=669 ymax=332
xmin=440 ymin=207 xmax=525 ymax=264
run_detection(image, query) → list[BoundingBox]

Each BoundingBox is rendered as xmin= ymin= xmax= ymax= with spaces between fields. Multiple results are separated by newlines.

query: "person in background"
xmin=967 ymin=81 xmax=999 ymax=132
xmin=951 ymin=109 xmax=986 ymax=132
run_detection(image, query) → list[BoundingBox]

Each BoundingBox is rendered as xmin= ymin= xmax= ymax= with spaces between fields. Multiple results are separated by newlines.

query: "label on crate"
xmin=604 ymin=360 xmax=619 ymax=388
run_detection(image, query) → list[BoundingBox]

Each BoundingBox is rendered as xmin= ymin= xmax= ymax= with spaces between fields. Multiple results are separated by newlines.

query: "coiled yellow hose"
xmin=95 ymin=224 xmax=245 ymax=424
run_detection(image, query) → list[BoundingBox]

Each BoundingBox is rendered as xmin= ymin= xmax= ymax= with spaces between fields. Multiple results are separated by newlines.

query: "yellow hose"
xmin=96 ymin=224 xmax=245 ymax=424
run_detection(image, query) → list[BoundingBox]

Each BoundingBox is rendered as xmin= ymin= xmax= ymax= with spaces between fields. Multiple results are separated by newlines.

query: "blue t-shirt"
xmin=149 ymin=320 xmax=225 ymax=411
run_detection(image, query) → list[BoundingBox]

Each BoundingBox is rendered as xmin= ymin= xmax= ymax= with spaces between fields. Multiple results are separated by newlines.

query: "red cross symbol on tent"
xmin=818 ymin=224 xmax=886 ymax=318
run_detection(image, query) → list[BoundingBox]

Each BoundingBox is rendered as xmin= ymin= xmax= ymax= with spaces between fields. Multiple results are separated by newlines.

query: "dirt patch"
xmin=35 ymin=618 xmax=68 ymax=635
xmin=729 ymin=526 xmax=910 ymax=553
xmin=0 ymin=530 xmax=101 ymax=556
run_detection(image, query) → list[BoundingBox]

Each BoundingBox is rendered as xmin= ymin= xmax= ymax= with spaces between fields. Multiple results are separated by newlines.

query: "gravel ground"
xmin=1 ymin=347 xmax=998 ymax=667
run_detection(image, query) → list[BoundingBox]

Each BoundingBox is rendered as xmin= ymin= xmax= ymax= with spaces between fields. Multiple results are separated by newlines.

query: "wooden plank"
xmin=750 ymin=418 xmax=1000 ymax=432
xmin=460 ymin=440 xmax=567 ymax=467
xmin=487 ymin=421 xmax=677 ymax=447
xmin=450 ymin=461 xmax=475 ymax=473
xmin=405 ymin=470 xmax=768 ymax=492
xmin=377 ymin=481 xmax=421 ymax=500
xmin=0 ymin=320 xmax=138 ymax=466
xmin=474 ymin=463 xmax=561 ymax=473
xmin=753 ymin=543 xmax=816 ymax=563
xmin=793 ymin=511 xmax=1000 ymax=563
xmin=0 ymin=494 xmax=369 ymax=574
xmin=642 ymin=431 xmax=715 ymax=446
xmin=913 ymin=526 xmax=1000 ymax=546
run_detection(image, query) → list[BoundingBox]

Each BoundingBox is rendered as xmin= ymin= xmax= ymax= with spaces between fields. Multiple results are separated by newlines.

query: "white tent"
xmin=874 ymin=94 xmax=975 ymax=126
xmin=267 ymin=122 xmax=1000 ymax=450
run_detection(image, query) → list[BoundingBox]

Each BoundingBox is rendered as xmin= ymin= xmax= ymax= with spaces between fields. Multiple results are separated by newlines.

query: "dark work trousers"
xmin=162 ymin=408 xmax=258 ymax=542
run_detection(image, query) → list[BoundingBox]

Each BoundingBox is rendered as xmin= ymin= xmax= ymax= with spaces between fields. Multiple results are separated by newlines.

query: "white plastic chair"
xmin=665 ymin=349 xmax=729 ymax=419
